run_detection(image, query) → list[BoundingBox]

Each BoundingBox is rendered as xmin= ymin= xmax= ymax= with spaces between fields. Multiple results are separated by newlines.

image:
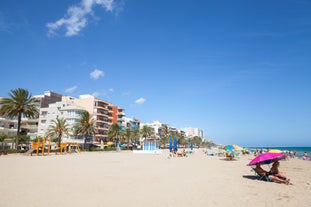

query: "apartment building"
xmin=0 ymin=91 xmax=62 ymax=139
xmin=119 ymin=117 xmax=140 ymax=130
xmin=37 ymin=98 xmax=85 ymax=138
xmin=182 ymin=127 xmax=204 ymax=138
xmin=35 ymin=94 xmax=125 ymax=143
xmin=73 ymin=95 xmax=125 ymax=143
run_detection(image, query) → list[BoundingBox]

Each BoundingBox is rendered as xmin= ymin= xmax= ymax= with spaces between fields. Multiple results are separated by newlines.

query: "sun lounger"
xmin=251 ymin=167 xmax=272 ymax=182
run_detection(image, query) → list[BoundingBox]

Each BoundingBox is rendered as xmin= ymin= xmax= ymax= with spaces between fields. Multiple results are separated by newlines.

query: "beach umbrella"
xmin=269 ymin=149 xmax=283 ymax=153
xmin=224 ymin=145 xmax=235 ymax=151
xmin=169 ymin=136 xmax=173 ymax=152
xmin=247 ymin=152 xmax=285 ymax=166
xmin=224 ymin=145 xmax=234 ymax=151
xmin=225 ymin=144 xmax=243 ymax=151
xmin=190 ymin=141 xmax=193 ymax=150
xmin=173 ymin=136 xmax=178 ymax=152
xmin=233 ymin=145 xmax=243 ymax=151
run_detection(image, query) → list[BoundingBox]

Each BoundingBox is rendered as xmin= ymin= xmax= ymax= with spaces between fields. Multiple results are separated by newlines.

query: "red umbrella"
xmin=247 ymin=152 xmax=285 ymax=166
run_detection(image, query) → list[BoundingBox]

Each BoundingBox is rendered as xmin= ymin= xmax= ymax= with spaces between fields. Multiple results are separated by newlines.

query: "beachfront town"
xmin=0 ymin=90 xmax=205 ymax=150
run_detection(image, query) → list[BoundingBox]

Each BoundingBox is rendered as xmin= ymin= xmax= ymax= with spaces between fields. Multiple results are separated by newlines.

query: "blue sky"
xmin=1 ymin=0 xmax=311 ymax=147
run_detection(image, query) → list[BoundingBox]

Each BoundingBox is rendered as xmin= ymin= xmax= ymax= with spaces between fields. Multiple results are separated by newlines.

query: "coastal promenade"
xmin=1 ymin=150 xmax=310 ymax=207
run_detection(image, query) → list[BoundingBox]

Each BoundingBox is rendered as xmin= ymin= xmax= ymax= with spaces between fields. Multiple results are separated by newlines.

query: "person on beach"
xmin=303 ymin=152 xmax=309 ymax=160
xmin=269 ymin=161 xmax=287 ymax=180
xmin=255 ymin=163 xmax=290 ymax=185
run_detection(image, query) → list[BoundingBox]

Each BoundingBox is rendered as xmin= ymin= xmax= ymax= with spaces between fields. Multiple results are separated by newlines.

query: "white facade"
xmin=120 ymin=117 xmax=140 ymax=130
xmin=37 ymin=100 xmax=85 ymax=138
xmin=140 ymin=120 xmax=204 ymax=139
xmin=141 ymin=120 xmax=163 ymax=139
xmin=182 ymin=127 xmax=204 ymax=138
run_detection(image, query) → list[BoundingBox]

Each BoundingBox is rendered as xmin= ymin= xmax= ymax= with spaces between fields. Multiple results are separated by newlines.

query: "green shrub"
xmin=88 ymin=146 xmax=116 ymax=152
xmin=3 ymin=149 xmax=24 ymax=154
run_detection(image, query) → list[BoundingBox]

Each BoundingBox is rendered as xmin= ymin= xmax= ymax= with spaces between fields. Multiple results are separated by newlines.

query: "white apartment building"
xmin=37 ymin=99 xmax=85 ymax=138
xmin=182 ymin=127 xmax=204 ymax=138
xmin=141 ymin=120 xmax=162 ymax=139
xmin=141 ymin=120 xmax=203 ymax=139
xmin=119 ymin=117 xmax=140 ymax=130
xmin=141 ymin=120 xmax=184 ymax=139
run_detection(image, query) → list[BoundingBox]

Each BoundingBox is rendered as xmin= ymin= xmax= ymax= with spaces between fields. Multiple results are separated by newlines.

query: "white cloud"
xmin=135 ymin=97 xmax=146 ymax=105
xmin=65 ymin=85 xmax=78 ymax=93
xmin=90 ymin=69 xmax=104 ymax=80
xmin=46 ymin=0 xmax=115 ymax=37
xmin=108 ymin=88 xmax=114 ymax=92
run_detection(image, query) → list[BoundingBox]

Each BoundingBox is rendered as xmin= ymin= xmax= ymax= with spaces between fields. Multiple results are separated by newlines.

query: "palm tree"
xmin=0 ymin=88 xmax=39 ymax=149
xmin=0 ymin=133 xmax=7 ymax=151
xmin=45 ymin=117 xmax=71 ymax=148
xmin=192 ymin=136 xmax=203 ymax=148
xmin=160 ymin=124 xmax=169 ymax=148
xmin=140 ymin=125 xmax=154 ymax=140
xmin=123 ymin=128 xmax=132 ymax=150
xmin=74 ymin=111 xmax=97 ymax=150
xmin=132 ymin=127 xmax=140 ymax=147
xmin=177 ymin=133 xmax=187 ymax=147
xmin=108 ymin=123 xmax=120 ymax=149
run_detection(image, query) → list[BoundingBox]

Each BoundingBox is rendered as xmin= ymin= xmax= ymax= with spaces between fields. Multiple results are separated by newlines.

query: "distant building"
xmin=119 ymin=117 xmax=140 ymax=130
xmin=141 ymin=120 xmax=162 ymax=139
xmin=182 ymin=127 xmax=204 ymax=138
xmin=141 ymin=120 xmax=187 ymax=139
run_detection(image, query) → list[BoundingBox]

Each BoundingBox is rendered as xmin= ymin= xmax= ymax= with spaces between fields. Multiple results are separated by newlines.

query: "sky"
xmin=1 ymin=0 xmax=311 ymax=147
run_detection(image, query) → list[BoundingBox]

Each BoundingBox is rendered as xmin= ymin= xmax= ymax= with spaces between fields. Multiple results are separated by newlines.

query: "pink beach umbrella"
xmin=247 ymin=152 xmax=285 ymax=166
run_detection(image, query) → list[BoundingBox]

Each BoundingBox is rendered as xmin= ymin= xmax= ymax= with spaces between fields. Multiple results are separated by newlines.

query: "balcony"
xmin=22 ymin=125 xmax=38 ymax=130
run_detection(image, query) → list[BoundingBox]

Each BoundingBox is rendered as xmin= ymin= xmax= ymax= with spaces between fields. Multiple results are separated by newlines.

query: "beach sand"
xmin=1 ymin=150 xmax=311 ymax=207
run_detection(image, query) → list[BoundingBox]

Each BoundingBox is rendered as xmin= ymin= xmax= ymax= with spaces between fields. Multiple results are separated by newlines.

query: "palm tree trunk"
xmin=84 ymin=135 xmax=87 ymax=151
xmin=16 ymin=112 xmax=22 ymax=150
xmin=58 ymin=135 xmax=61 ymax=151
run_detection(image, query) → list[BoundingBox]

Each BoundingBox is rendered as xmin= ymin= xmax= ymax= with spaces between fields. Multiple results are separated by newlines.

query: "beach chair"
xmin=251 ymin=167 xmax=272 ymax=182
xmin=225 ymin=152 xmax=234 ymax=160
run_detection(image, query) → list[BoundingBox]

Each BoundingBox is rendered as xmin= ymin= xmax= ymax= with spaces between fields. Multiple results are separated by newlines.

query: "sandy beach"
xmin=1 ymin=150 xmax=311 ymax=207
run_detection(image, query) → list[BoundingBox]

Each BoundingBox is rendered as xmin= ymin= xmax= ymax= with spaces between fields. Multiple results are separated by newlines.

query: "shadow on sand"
xmin=242 ymin=175 xmax=260 ymax=180
xmin=219 ymin=158 xmax=239 ymax=161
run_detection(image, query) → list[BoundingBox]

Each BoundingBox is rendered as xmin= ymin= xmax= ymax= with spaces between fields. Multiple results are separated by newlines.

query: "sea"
xmin=248 ymin=147 xmax=311 ymax=158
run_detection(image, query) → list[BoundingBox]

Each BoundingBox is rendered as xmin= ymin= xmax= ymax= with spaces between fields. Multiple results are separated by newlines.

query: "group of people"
xmin=255 ymin=161 xmax=291 ymax=185
xmin=169 ymin=149 xmax=186 ymax=157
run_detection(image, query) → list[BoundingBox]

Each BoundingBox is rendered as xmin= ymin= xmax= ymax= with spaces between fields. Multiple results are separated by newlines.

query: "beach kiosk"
xmin=133 ymin=140 xmax=161 ymax=154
